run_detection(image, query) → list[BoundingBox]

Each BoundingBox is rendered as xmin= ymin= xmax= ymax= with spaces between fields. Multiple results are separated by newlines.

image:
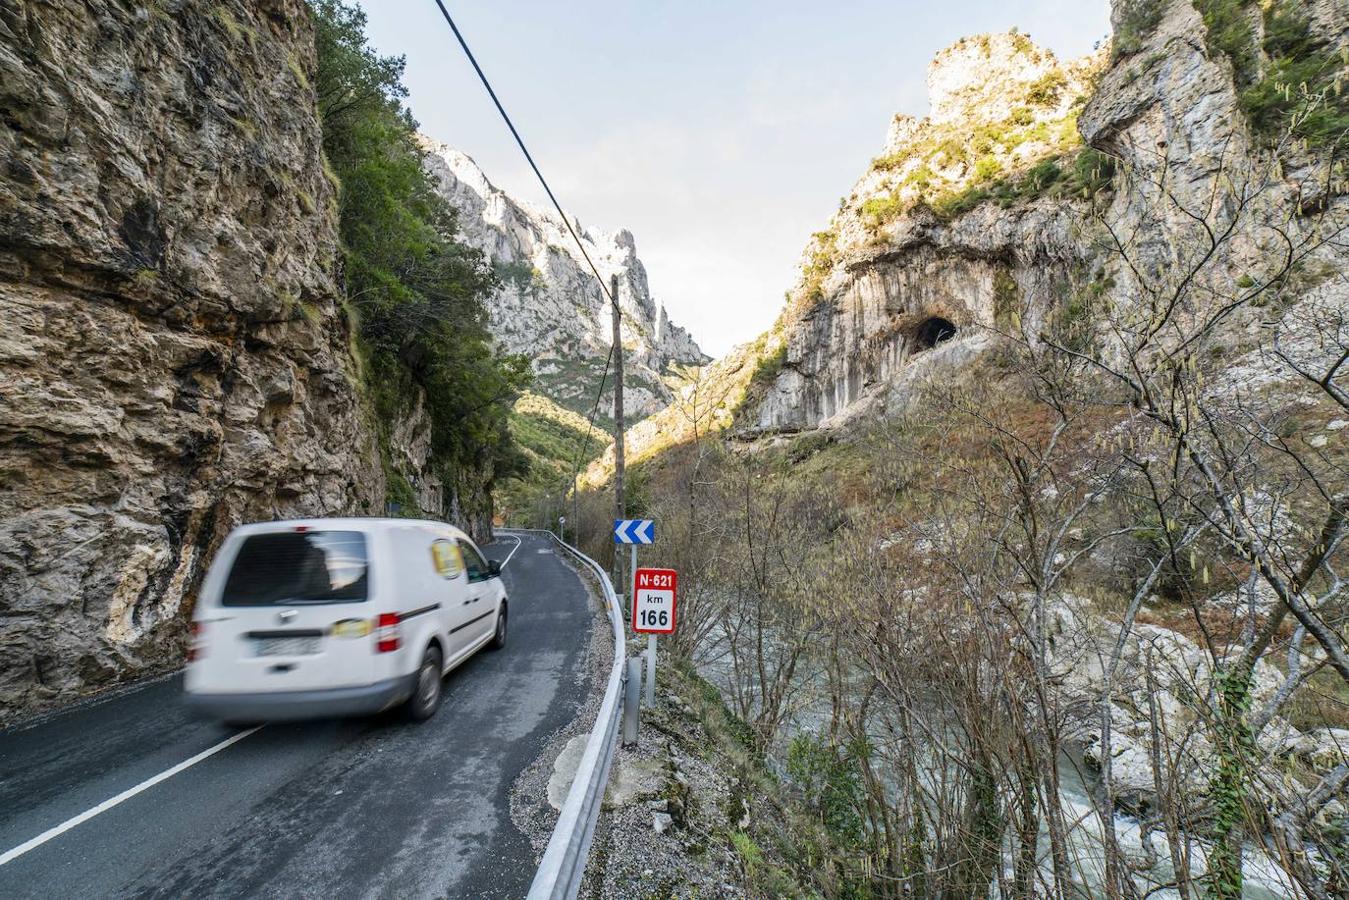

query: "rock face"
xmin=422 ymin=141 xmax=706 ymax=419
xmin=751 ymin=31 xmax=1104 ymax=431
xmin=0 ymin=0 xmax=461 ymax=723
xmin=749 ymin=0 xmax=1349 ymax=433
xmin=757 ymin=207 xmax=1082 ymax=430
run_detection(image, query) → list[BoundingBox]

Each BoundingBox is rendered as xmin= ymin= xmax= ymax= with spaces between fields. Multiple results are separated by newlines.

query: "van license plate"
xmin=254 ymin=636 xmax=320 ymax=657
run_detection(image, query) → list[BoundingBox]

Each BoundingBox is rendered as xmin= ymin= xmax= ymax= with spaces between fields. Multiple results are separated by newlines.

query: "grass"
xmin=1287 ymin=666 xmax=1349 ymax=731
xmin=749 ymin=344 xmax=788 ymax=390
xmin=800 ymin=229 xmax=839 ymax=301
xmin=286 ymin=53 xmax=309 ymax=91
xmin=494 ymin=391 xmax=611 ymax=525
xmin=659 ymin=660 xmax=821 ymax=897
xmin=925 ymin=146 xmax=1116 ymax=220
xmin=862 ymin=89 xmax=1104 ymax=230
xmin=381 ymin=459 xmax=421 ymax=517
xmin=993 ymin=268 xmax=1021 ymax=330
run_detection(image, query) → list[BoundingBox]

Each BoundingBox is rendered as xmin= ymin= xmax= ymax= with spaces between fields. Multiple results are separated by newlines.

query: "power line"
xmin=565 ymin=344 xmax=614 ymax=515
xmin=429 ymin=0 xmax=618 ymax=312
xmin=428 ymin=0 xmax=622 ymax=528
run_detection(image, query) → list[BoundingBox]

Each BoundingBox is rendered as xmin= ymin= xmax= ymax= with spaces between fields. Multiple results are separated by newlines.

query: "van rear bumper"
xmin=184 ymin=673 xmax=417 ymax=722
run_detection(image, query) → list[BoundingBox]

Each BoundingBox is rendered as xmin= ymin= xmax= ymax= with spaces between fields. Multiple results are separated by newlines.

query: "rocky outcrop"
xmin=749 ymin=0 xmax=1349 ymax=433
xmin=0 ymin=1 xmax=458 ymax=723
xmin=422 ymin=141 xmax=706 ymax=419
xmin=749 ymin=33 xmax=1104 ymax=432
xmin=757 ymin=206 xmax=1083 ymax=429
xmin=1045 ymin=596 xmax=1307 ymax=808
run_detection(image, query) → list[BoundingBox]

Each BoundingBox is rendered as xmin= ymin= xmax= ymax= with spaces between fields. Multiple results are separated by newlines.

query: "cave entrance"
xmin=915 ymin=316 xmax=957 ymax=350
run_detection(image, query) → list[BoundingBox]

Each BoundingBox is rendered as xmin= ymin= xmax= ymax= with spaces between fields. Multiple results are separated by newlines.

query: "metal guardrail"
xmin=504 ymin=529 xmax=626 ymax=900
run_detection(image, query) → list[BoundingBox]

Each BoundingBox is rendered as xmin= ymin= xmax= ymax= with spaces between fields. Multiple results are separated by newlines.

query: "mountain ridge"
xmin=421 ymin=138 xmax=707 ymax=421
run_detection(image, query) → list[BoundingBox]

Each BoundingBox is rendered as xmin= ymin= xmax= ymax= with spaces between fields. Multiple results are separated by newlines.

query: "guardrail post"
xmin=623 ymin=656 xmax=641 ymax=746
xmin=644 ymin=634 xmax=656 ymax=707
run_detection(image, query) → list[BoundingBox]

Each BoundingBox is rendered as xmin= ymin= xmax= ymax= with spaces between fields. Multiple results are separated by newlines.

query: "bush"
xmin=1112 ymin=0 xmax=1165 ymax=60
xmin=928 ymin=147 xmax=1114 ymax=220
xmin=750 ymin=344 xmax=788 ymax=388
xmin=1025 ymin=70 xmax=1068 ymax=105
xmin=1196 ymin=0 xmax=1349 ymax=155
xmin=1240 ymin=4 xmax=1349 ymax=152
xmin=785 ymin=732 xmax=867 ymax=848
xmin=1196 ymin=0 xmax=1260 ymax=85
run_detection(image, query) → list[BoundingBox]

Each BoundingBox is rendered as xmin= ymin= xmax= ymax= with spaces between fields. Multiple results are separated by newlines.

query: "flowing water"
xmin=695 ymin=636 xmax=1304 ymax=898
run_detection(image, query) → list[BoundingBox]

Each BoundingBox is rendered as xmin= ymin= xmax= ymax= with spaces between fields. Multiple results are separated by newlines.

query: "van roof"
xmin=231 ymin=517 xmax=474 ymax=542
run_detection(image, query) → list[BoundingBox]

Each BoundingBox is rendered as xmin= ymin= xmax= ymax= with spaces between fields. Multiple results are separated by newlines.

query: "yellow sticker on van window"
xmin=430 ymin=539 xmax=463 ymax=578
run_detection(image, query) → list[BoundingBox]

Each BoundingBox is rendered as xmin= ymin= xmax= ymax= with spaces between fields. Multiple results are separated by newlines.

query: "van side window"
xmin=429 ymin=539 xmax=463 ymax=579
xmin=460 ymin=541 xmax=489 ymax=583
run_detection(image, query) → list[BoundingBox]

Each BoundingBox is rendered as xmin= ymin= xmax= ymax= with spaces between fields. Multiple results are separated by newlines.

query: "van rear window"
xmin=221 ymin=531 xmax=368 ymax=606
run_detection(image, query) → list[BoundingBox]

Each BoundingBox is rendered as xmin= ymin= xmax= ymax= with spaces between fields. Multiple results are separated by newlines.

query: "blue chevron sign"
xmin=614 ymin=519 xmax=655 ymax=544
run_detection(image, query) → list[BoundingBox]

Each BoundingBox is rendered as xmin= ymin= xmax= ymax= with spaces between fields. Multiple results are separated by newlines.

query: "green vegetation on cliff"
xmin=858 ymin=44 xmax=1107 ymax=231
xmin=1197 ymin=0 xmax=1349 ymax=155
xmin=311 ymin=0 xmax=530 ymax=515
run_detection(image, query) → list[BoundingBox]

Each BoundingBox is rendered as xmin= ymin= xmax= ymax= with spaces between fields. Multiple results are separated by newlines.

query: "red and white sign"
xmin=632 ymin=567 xmax=677 ymax=634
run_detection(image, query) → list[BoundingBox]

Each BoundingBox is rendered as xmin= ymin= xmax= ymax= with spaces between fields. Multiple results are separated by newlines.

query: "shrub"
xmin=1112 ymin=0 xmax=1165 ymax=60
xmin=1240 ymin=5 xmax=1349 ymax=152
xmin=1195 ymin=0 xmax=1260 ymax=85
xmin=785 ymin=732 xmax=867 ymax=848
xmin=1026 ymin=70 xmax=1068 ymax=105
xmin=973 ymin=155 xmax=1004 ymax=183
xmin=750 ymin=344 xmax=788 ymax=388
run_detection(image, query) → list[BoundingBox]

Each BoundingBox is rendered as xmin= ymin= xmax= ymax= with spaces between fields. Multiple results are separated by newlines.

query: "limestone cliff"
xmin=747 ymin=1 xmax=1349 ymax=433
xmin=0 ymin=1 xmax=474 ymax=722
xmin=595 ymin=0 xmax=1348 ymax=498
xmin=751 ymin=32 xmax=1106 ymax=432
xmin=422 ymin=141 xmax=706 ymax=420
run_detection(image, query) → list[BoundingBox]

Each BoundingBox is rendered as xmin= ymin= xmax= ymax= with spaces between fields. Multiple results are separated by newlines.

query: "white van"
xmin=184 ymin=518 xmax=508 ymax=722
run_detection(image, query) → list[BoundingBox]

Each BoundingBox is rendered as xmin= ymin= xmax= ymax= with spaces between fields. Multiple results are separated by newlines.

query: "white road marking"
xmin=0 ymin=725 xmax=263 ymax=867
xmin=498 ymin=533 xmax=523 ymax=569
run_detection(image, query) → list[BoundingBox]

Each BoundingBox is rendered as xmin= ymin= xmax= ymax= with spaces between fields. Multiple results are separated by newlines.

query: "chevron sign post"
xmin=613 ymin=519 xmax=655 ymax=544
xmin=614 ymin=518 xmax=659 ymax=704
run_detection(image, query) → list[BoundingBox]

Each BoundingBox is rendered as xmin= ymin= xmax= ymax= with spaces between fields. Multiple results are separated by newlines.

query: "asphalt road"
xmin=0 ymin=531 xmax=592 ymax=899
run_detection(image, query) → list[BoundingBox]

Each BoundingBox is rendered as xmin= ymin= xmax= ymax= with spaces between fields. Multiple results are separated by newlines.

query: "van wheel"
xmin=407 ymin=644 xmax=443 ymax=721
xmin=489 ymin=604 xmax=507 ymax=650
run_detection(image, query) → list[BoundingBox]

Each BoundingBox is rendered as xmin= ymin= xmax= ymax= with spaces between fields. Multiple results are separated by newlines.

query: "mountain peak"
xmin=420 ymin=136 xmax=707 ymax=420
xmin=927 ymin=32 xmax=1062 ymax=124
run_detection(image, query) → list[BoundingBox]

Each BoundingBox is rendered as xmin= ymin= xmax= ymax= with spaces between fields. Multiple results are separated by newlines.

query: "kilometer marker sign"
xmin=632 ymin=567 xmax=677 ymax=634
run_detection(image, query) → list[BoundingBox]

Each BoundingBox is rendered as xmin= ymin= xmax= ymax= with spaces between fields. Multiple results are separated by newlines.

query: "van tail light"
xmin=187 ymin=621 xmax=205 ymax=662
xmin=375 ymin=613 xmax=401 ymax=653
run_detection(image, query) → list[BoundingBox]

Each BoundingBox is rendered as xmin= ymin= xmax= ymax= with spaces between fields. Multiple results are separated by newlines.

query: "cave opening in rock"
xmin=915 ymin=316 xmax=957 ymax=350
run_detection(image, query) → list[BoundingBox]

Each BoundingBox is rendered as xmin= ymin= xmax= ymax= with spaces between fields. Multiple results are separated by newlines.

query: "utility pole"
xmin=610 ymin=274 xmax=626 ymax=594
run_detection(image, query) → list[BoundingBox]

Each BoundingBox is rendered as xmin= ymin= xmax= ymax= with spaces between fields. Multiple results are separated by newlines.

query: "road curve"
xmin=0 ymin=531 xmax=592 ymax=899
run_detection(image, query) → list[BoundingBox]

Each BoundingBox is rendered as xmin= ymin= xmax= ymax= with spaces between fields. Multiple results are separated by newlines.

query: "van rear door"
xmin=193 ymin=528 xmax=375 ymax=694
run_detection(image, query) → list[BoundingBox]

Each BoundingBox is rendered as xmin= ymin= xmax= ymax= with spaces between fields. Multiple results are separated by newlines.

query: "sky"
xmin=357 ymin=1 xmax=1112 ymax=357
